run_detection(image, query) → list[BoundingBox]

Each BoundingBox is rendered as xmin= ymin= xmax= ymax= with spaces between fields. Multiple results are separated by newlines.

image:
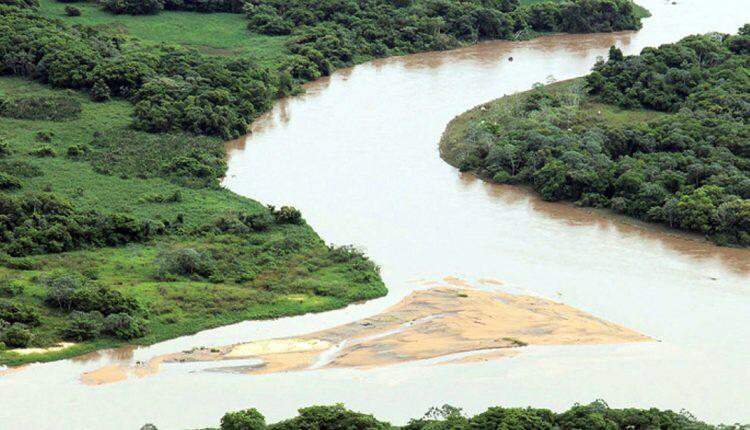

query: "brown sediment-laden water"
xmin=2 ymin=1 xmax=750 ymax=428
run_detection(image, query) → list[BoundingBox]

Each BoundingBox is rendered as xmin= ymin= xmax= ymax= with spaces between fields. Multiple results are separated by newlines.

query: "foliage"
xmin=0 ymin=299 xmax=40 ymax=325
xmin=62 ymin=310 xmax=104 ymax=340
xmin=269 ymin=205 xmax=303 ymax=225
xmin=245 ymin=0 xmax=642 ymax=81
xmin=0 ymin=94 xmax=81 ymax=120
xmin=154 ymin=247 xmax=216 ymax=279
xmin=221 ymin=408 xmax=266 ymax=430
xmin=0 ymin=322 xmax=33 ymax=347
xmin=100 ymin=0 xmax=164 ymax=15
xmin=447 ymin=27 xmax=750 ymax=246
xmin=0 ymin=192 xmax=163 ymax=256
xmin=103 ymin=312 xmax=147 ymax=339
xmin=63 ymin=5 xmax=79 ymax=15
xmin=269 ymin=404 xmax=391 ymax=430
xmin=0 ymin=6 xmax=285 ymax=138
xmin=86 ymin=130 xmax=226 ymax=188
xmin=208 ymin=401 xmax=735 ymax=430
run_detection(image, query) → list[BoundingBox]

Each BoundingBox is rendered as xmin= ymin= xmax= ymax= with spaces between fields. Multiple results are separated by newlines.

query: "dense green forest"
xmin=141 ymin=401 xmax=746 ymax=429
xmin=442 ymin=26 xmax=750 ymax=246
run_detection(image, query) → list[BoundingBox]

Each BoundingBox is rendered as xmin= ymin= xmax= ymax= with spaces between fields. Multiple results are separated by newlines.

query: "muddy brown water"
xmin=2 ymin=1 xmax=750 ymax=428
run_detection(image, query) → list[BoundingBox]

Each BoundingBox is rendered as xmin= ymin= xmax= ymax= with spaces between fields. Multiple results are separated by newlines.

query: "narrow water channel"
xmin=1 ymin=1 xmax=749 ymax=428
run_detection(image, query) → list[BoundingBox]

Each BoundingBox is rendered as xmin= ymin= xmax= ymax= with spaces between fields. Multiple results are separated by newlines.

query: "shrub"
xmin=0 ymin=323 xmax=32 ymax=348
xmin=0 ymin=192 xmax=162 ymax=256
xmin=29 ymin=145 xmax=55 ymax=157
xmin=63 ymin=311 xmax=104 ymax=341
xmin=41 ymin=271 xmax=85 ymax=310
xmin=0 ymin=171 xmax=21 ymax=190
xmin=64 ymin=5 xmax=80 ymax=15
xmin=269 ymin=205 xmax=303 ymax=225
xmin=271 ymin=404 xmax=390 ymax=430
xmin=103 ymin=313 xmax=147 ymax=339
xmin=0 ymin=160 xmax=41 ymax=177
xmin=155 ymin=248 xmax=215 ymax=280
xmin=0 ymin=139 xmax=10 ymax=156
xmin=213 ymin=211 xmax=274 ymax=234
xmin=100 ymin=0 xmax=164 ymax=15
xmin=90 ymin=80 xmax=111 ymax=102
xmin=220 ymin=408 xmax=266 ymax=430
xmin=0 ymin=299 xmax=40 ymax=326
xmin=34 ymin=131 xmax=53 ymax=142
xmin=66 ymin=144 xmax=88 ymax=158
xmin=0 ymin=279 xmax=24 ymax=296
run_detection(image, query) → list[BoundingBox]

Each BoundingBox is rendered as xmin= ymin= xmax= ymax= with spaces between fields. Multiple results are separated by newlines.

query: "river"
xmin=1 ymin=0 xmax=749 ymax=428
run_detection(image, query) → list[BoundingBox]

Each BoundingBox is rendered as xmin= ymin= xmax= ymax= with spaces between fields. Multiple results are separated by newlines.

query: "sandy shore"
xmin=81 ymin=281 xmax=649 ymax=384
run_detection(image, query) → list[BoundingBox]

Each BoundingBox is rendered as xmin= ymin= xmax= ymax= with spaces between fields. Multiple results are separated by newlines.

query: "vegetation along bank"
xmin=441 ymin=26 xmax=750 ymax=246
xmin=0 ymin=0 xmax=646 ymax=365
xmin=141 ymin=402 xmax=747 ymax=429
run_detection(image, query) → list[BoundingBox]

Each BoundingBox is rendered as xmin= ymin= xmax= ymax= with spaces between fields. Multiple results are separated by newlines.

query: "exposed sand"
xmin=12 ymin=342 xmax=76 ymax=356
xmin=165 ymin=283 xmax=649 ymax=373
xmin=80 ymin=281 xmax=650 ymax=384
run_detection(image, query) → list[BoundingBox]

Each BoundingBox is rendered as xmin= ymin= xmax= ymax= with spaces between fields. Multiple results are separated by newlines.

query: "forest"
xmin=442 ymin=26 xmax=750 ymax=246
xmin=141 ymin=401 xmax=745 ymax=429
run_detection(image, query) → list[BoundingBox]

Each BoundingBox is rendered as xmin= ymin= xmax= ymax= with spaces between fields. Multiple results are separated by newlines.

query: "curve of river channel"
xmin=2 ymin=1 xmax=750 ymax=428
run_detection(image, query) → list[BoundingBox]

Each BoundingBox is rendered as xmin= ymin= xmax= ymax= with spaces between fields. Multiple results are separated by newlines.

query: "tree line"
xmin=140 ymin=401 xmax=745 ymax=429
xmin=247 ymin=0 xmax=643 ymax=81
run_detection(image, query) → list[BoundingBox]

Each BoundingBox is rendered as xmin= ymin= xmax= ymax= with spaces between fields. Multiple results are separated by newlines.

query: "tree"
xmin=220 ymin=408 xmax=266 ymax=430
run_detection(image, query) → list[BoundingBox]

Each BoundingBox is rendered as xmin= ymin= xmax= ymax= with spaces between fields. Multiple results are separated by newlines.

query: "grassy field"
xmin=0 ymin=76 xmax=386 ymax=366
xmin=36 ymin=0 xmax=289 ymax=65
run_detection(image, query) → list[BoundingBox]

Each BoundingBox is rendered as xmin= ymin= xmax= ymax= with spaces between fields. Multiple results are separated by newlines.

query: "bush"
xmin=29 ymin=145 xmax=55 ymax=157
xmin=90 ymin=80 xmax=111 ymax=101
xmin=64 ymin=5 xmax=80 ymax=15
xmin=0 ymin=323 xmax=32 ymax=348
xmin=213 ymin=211 xmax=274 ymax=234
xmin=155 ymin=248 xmax=215 ymax=280
xmin=0 ymin=299 xmax=40 ymax=326
xmin=0 ymin=171 xmax=21 ymax=190
xmin=0 ymin=192 xmax=162 ymax=256
xmin=103 ymin=313 xmax=147 ymax=339
xmin=34 ymin=131 xmax=53 ymax=142
xmin=0 ymin=279 xmax=24 ymax=296
xmin=269 ymin=205 xmax=303 ymax=225
xmin=220 ymin=408 xmax=266 ymax=430
xmin=100 ymin=0 xmax=164 ymax=15
xmin=0 ymin=138 xmax=10 ymax=157
xmin=62 ymin=310 xmax=104 ymax=341
xmin=271 ymin=404 xmax=390 ymax=430
xmin=0 ymin=160 xmax=41 ymax=177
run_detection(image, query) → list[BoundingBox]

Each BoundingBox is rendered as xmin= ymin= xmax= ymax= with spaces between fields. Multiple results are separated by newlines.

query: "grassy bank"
xmin=0 ymin=75 xmax=385 ymax=366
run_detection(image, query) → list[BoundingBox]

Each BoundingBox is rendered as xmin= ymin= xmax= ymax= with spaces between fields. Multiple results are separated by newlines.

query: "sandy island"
xmin=81 ymin=280 xmax=650 ymax=385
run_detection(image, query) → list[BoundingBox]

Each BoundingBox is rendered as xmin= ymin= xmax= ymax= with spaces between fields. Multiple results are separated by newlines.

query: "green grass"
xmin=37 ymin=0 xmax=290 ymax=66
xmin=0 ymin=76 xmax=386 ymax=366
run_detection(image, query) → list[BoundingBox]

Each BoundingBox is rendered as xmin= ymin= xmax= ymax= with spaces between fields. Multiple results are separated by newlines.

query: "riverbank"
xmin=438 ymin=28 xmax=750 ymax=246
xmin=0 ymin=75 xmax=386 ymax=366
